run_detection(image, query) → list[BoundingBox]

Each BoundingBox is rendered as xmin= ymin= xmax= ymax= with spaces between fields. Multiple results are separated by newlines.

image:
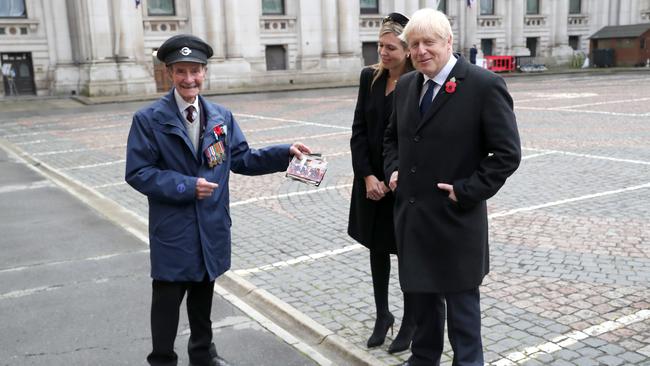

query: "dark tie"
xmin=419 ymin=80 xmax=436 ymax=117
xmin=185 ymin=105 xmax=196 ymax=123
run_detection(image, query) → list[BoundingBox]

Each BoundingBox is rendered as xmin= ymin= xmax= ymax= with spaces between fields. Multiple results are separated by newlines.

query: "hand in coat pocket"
xmin=437 ymin=182 xmax=457 ymax=202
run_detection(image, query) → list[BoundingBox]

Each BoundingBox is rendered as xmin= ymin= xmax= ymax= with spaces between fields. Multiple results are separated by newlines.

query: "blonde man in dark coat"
xmin=383 ymin=9 xmax=521 ymax=366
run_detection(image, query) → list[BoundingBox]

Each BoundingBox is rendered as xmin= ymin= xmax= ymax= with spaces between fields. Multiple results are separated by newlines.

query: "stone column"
xmin=114 ymin=0 xmax=147 ymax=63
xmin=510 ymin=0 xmax=529 ymax=56
xmin=189 ymin=0 xmax=207 ymax=40
xmin=618 ymin=0 xmax=631 ymax=25
xmin=321 ymin=0 xmax=339 ymax=68
xmin=296 ymin=0 xmax=323 ymax=70
xmin=404 ymin=0 xmax=419 ymax=17
xmin=337 ymin=0 xmax=362 ymax=69
xmin=551 ymin=0 xmax=573 ymax=62
xmin=224 ymin=0 xmax=243 ymax=59
xmin=461 ymin=1 xmax=478 ymax=58
xmin=238 ymin=0 xmax=264 ymax=71
xmin=69 ymin=0 xmax=155 ymax=96
xmin=43 ymin=0 xmax=78 ymax=95
xmin=205 ymin=0 xmax=226 ymax=60
xmin=337 ymin=0 xmax=360 ymax=55
xmin=113 ymin=0 xmax=155 ymax=94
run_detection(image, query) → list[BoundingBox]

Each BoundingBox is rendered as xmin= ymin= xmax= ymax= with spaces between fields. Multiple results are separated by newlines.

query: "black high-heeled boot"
xmin=366 ymin=313 xmax=395 ymax=348
xmin=387 ymin=293 xmax=415 ymax=354
xmin=387 ymin=322 xmax=415 ymax=354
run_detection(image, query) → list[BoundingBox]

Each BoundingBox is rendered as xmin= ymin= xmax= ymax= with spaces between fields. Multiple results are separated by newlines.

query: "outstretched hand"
xmin=289 ymin=142 xmax=312 ymax=160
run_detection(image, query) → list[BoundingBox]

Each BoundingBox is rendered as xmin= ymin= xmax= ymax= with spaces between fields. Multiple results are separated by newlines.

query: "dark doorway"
xmin=569 ymin=35 xmax=580 ymax=50
xmin=1 ymin=52 xmax=35 ymax=95
xmin=265 ymin=45 xmax=287 ymax=71
xmin=362 ymin=42 xmax=378 ymax=66
xmin=481 ymin=39 xmax=493 ymax=56
xmin=526 ymin=37 xmax=538 ymax=57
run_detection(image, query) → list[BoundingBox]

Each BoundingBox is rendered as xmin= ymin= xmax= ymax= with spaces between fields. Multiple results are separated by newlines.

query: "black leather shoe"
xmin=366 ymin=313 xmax=395 ymax=348
xmin=189 ymin=355 xmax=232 ymax=366
xmin=387 ymin=323 xmax=415 ymax=354
xmin=211 ymin=355 xmax=232 ymax=366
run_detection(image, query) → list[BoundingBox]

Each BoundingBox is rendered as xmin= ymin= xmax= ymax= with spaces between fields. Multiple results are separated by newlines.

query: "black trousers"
xmin=147 ymin=277 xmax=215 ymax=366
xmin=408 ymin=288 xmax=483 ymax=366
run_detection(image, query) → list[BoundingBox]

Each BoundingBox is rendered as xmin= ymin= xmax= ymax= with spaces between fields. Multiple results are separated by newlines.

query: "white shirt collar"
xmin=173 ymin=88 xmax=200 ymax=117
xmin=422 ymin=54 xmax=458 ymax=87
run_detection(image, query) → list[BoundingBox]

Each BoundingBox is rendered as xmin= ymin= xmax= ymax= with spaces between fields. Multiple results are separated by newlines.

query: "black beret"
xmin=156 ymin=34 xmax=214 ymax=65
xmin=384 ymin=12 xmax=409 ymax=27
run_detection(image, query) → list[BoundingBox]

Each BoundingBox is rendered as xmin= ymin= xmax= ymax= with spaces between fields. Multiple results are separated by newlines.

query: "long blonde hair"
xmin=371 ymin=20 xmax=413 ymax=87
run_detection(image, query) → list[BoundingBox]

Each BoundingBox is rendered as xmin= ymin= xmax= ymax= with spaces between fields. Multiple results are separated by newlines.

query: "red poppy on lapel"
xmin=445 ymin=77 xmax=457 ymax=94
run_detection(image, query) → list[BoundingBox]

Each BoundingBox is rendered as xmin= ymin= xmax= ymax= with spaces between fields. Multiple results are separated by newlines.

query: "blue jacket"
xmin=125 ymin=90 xmax=290 ymax=281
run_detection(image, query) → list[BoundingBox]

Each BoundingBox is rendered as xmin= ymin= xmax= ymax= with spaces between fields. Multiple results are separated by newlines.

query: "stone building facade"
xmin=1 ymin=0 xmax=649 ymax=98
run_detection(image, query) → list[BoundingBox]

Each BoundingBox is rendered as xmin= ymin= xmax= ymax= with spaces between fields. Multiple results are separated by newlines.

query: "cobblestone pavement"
xmin=1 ymin=71 xmax=649 ymax=365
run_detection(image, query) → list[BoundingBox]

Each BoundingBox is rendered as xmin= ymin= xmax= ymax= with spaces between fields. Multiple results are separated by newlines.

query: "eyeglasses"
xmin=382 ymin=13 xmax=409 ymax=27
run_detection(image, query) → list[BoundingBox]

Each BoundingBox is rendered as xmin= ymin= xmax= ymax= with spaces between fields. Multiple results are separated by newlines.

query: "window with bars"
xmin=148 ymin=0 xmax=175 ymax=16
xmin=262 ymin=0 xmax=284 ymax=15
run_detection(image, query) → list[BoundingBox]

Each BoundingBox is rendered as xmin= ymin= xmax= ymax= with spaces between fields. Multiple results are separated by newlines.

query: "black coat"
xmin=348 ymin=67 xmax=397 ymax=254
xmin=384 ymin=55 xmax=521 ymax=293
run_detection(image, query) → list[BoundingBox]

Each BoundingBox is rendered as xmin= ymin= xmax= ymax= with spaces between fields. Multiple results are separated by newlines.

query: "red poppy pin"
xmin=445 ymin=77 xmax=458 ymax=94
xmin=213 ymin=124 xmax=227 ymax=140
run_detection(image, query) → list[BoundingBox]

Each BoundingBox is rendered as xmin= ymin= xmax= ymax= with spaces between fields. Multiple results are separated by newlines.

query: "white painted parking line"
xmin=0 ymin=249 xmax=149 ymax=275
xmin=554 ymin=96 xmax=650 ymax=109
xmin=0 ymin=285 xmax=64 ymax=300
xmin=93 ymin=181 xmax=127 ymax=189
xmin=231 ymin=183 xmax=353 ymax=207
xmin=516 ymin=106 xmax=649 ymax=118
xmin=523 ymin=147 xmax=650 ymax=165
xmin=234 ymin=113 xmax=350 ymax=131
xmin=0 ymin=180 xmax=54 ymax=194
xmin=61 ymin=159 xmax=126 ymax=171
xmin=521 ymin=151 xmax=556 ymax=160
xmin=233 ymin=244 xmax=363 ymax=276
xmin=252 ymin=131 xmax=350 ymax=145
xmin=32 ymin=144 xmax=126 ymax=156
xmin=489 ymin=182 xmax=650 ymax=219
xmin=3 ymin=123 xmax=126 ymax=138
xmin=491 ymin=309 xmax=650 ymax=366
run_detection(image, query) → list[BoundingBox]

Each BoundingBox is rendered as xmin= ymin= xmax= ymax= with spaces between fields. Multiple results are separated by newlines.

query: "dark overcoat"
xmin=383 ymin=55 xmax=521 ymax=293
xmin=125 ymin=90 xmax=290 ymax=282
xmin=348 ymin=67 xmax=397 ymax=254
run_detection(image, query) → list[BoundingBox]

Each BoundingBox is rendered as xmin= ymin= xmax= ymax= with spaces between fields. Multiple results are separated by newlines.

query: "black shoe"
xmin=366 ymin=313 xmax=394 ymax=348
xmin=189 ymin=355 xmax=232 ymax=366
xmin=387 ymin=323 xmax=415 ymax=354
xmin=210 ymin=355 xmax=232 ymax=366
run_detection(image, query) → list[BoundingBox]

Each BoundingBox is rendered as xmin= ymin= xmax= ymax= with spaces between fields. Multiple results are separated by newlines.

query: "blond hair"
xmin=400 ymin=8 xmax=452 ymax=45
xmin=371 ymin=20 xmax=413 ymax=86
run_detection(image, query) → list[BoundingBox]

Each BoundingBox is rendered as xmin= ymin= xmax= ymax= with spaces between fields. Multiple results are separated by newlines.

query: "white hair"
xmin=400 ymin=8 xmax=452 ymax=44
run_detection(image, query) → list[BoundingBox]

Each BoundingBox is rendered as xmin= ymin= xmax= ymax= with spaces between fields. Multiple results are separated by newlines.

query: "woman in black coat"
xmin=347 ymin=12 xmax=415 ymax=354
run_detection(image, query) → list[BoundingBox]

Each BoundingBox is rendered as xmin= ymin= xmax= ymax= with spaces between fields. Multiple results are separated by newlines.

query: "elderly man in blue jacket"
xmin=125 ymin=34 xmax=310 ymax=366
